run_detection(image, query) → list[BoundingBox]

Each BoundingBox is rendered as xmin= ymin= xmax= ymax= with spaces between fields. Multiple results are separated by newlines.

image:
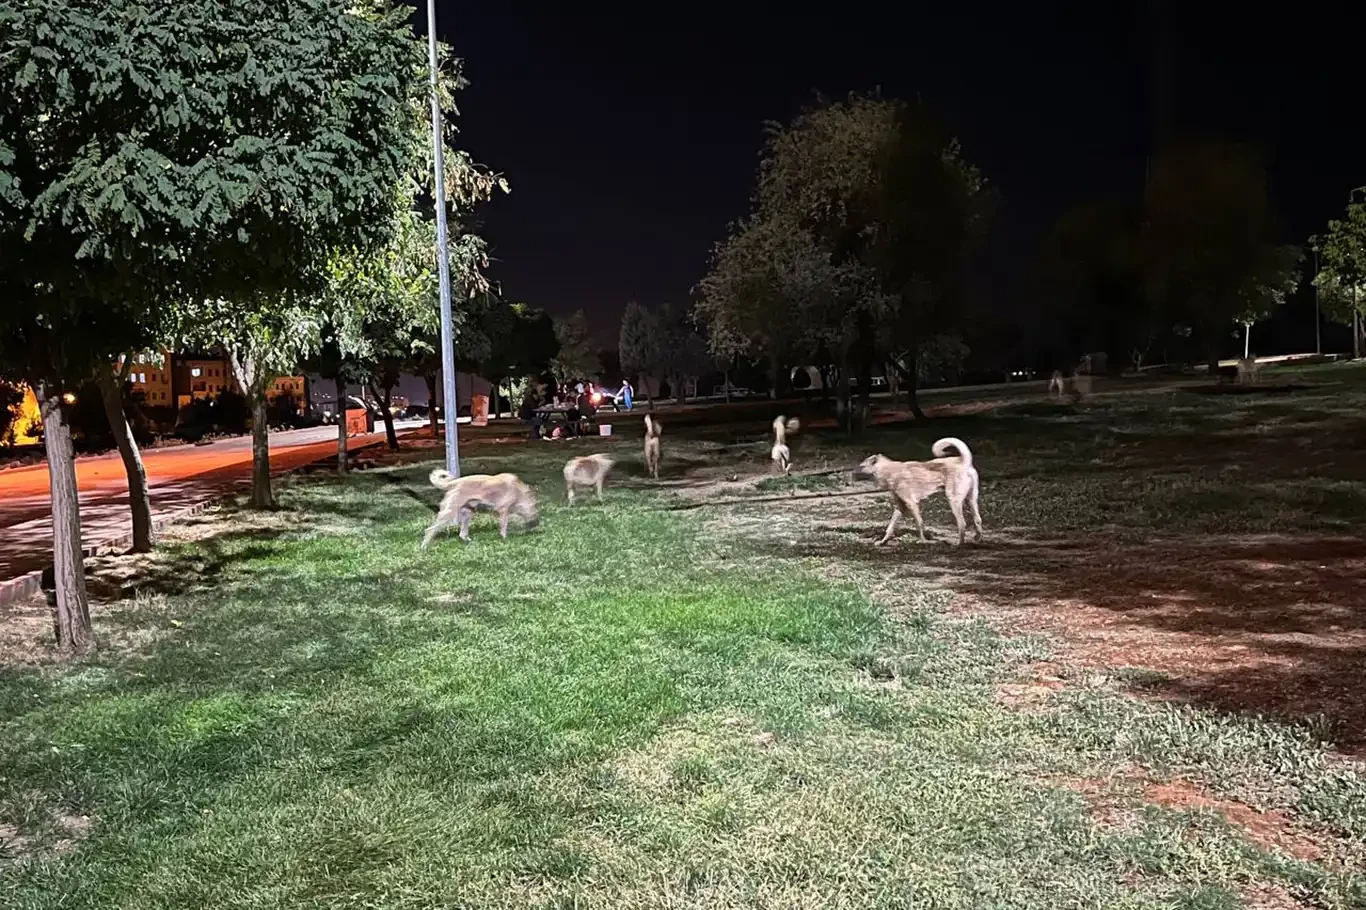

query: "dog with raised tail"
xmin=852 ymin=436 xmax=983 ymax=546
xmin=422 ymin=469 xmax=539 ymax=548
xmin=770 ymin=415 xmax=800 ymax=474
xmin=643 ymin=414 xmax=662 ymax=479
xmin=564 ymin=453 xmax=615 ymax=504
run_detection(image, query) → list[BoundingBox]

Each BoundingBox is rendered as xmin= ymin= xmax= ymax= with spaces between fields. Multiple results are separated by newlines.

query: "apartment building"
xmin=173 ymin=356 xmax=231 ymax=409
xmin=122 ymin=352 xmax=174 ymax=406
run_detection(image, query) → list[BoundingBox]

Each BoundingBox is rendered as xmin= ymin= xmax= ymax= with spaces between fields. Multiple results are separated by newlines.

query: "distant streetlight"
xmin=427 ymin=0 xmax=460 ymax=478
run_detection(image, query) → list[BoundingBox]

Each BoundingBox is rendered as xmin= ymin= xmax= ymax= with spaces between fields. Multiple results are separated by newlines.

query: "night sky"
xmin=422 ymin=2 xmax=1366 ymax=350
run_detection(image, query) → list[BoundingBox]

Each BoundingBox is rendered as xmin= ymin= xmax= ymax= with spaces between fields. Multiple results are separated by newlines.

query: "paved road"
xmin=0 ymin=421 xmax=422 ymax=582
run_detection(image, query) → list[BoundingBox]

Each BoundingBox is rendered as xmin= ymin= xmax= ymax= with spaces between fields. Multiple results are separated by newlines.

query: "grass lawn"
xmin=2 ymin=366 xmax=1365 ymax=908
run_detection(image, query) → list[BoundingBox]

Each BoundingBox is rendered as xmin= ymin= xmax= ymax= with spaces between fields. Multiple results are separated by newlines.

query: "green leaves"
xmin=696 ymin=93 xmax=988 ymax=372
xmin=0 ymin=0 xmax=435 ymax=388
xmin=1311 ymin=191 xmax=1366 ymax=329
xmin=551 ymin=312 xmax=600 ymax=382
xmin=3 ymin=0 xmax=427 ymax=301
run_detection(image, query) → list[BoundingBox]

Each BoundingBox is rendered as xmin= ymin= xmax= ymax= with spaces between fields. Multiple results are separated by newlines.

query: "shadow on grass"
xmin=745 ymin=523 xmax=1366 ymax=750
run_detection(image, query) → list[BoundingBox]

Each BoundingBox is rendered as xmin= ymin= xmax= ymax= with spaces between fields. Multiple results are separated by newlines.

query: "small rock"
xmin=753 ymin=731 xmax=777 ymax=749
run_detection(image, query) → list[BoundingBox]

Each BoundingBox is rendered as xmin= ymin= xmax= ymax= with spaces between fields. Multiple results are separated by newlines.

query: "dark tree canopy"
xmin=0 ymin=0 xmax=429 ymax=386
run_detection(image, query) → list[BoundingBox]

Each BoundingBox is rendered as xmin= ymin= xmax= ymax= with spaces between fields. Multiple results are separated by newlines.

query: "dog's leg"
xmin=567 ymin=483 xmax=576 ymax=505
xmin=969 ymin=476 xmax=984 ymax=541
xmin=948 ymin=488 xmax=968 ymax=546
xmin=498 ymin=508 xmax=510 ymax=538
xmin=595 ymin=476 xmax=604 ymax=500
xmin=876 ymin=507 xmax=901 ymax=546
xmin=421 ymin=518 xmax=447 ymax=551
xmin=906 ymin=497 xmax=927 ymax=542
xmin=458 ymin=508 xmax=473 ymax=541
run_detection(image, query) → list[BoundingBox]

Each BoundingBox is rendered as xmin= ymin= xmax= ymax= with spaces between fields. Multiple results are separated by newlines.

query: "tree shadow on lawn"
xmin=749 ymin=522 xmax=1366 ymax=753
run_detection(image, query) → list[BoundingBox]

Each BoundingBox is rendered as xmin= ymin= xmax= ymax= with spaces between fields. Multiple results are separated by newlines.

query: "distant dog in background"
xmin=423 ymin=469 xmax=539 ymax=548
xmin=852 ymin=437 xmax=983 ymax=546
xmin=564 ymin=453 xmax=615 ymax=504
xmin=770 ymin=415 xmax=800 ymax=474
xmin=1070 ymin=371 xmax=1092 ymax=402
xmin=644 ymin=415 xmax=662 ymax=479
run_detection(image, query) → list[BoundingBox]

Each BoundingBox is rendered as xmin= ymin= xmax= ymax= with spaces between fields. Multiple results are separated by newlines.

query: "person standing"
xmin=620 ymin=378 xmax=634 ymax=411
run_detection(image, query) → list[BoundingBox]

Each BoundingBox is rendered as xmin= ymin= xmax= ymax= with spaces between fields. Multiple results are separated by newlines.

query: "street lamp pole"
xmin=1314 ymin=249 xmax=1321 ymax=356
xmin=427 ymin=0 xmax=460 ymax=477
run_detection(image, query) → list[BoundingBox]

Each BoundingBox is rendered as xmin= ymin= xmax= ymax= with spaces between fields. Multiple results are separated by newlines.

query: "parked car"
xmin=1005 ymin=368 xmax=1035 ymax=382
xmin=712 ymin=382 xmax=752 ymax=399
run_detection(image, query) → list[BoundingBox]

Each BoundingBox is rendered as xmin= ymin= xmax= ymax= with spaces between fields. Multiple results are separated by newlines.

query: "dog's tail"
xmin=932 ymin=437 xmax=973 ymax=469
xmin=429 ymin=468 xmax=459 ymax=489
xmin=644 ymin=414 xmax=661 ymax=438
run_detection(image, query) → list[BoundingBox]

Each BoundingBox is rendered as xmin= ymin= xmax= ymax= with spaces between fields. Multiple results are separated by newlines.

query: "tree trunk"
xmin=723 ymin=369 xmax=731 ymax=404
xmin=673 ymin=373 xmax=685 ymax=406
xmin=767 ymin=359 xmax=778 ymax=400
xmin=336 ymin=376 xmax=348 ymax=474
xmin=38 ymin=384 xmax=94 ymax=654
xmin=1243 ymin=323 xmax=1251 ymax=360
xmin=372 ymin=380 xmax=399 ymax=451
xmin=249 ymin=394 xmax=274 ymax=508
xmin=1354 ymin=293 xmax=1362 ymax=360
xmin=95 ymin=367 xmax=153 ymax=552
xmin=837 ymin=350 xmax=853 ymax=436
xmin=901 ymin=348 xmax=926 ymax=420
xmin=855 ymin=312 xmax=874 ymax=435
xmin=228 ymin=349 xmax=274 ymax=509
xmin=425 ymin=373 xmax=439 ymax=436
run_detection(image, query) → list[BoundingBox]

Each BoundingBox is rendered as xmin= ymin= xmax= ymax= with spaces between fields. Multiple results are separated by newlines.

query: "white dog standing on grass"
xmin=853 ymin=437 xmax=983 ymax=546
xmin=643 ymin=415 xmax=662 ymax=479
xmin=770 ymin=416 xmax=800 ymax=474
xmin=422 ymin=469 xmax=539 ymax=548
xmin=563 ymin=454 xmax=615 ymax=504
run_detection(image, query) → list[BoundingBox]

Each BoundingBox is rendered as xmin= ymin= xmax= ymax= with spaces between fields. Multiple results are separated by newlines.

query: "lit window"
xmin=191 ymin=367 xmax=202 ymax=377
xmin=139 ymin=372 xmax=146 ymax=384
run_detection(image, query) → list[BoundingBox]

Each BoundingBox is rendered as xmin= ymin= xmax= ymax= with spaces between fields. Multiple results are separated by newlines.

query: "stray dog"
xmin=564 ymin=453 xmax=615 ymax=504
xmin=770 ymin=415 xmax=800 ymax=473
xmin=1070 ymin=371 xmax=1092 ymax=401
xmin=852 ymin=437 xmax=983 ymax=546
xmin=422 ymin=469 xmax=539 ymax=548
xmin=643 ymin=415 xmax=662 ymax=479
xmin=1048 ymin=370 xmax=1066 ymax=399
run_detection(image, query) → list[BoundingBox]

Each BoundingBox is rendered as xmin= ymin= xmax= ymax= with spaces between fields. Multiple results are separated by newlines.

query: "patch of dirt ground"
xmin=909 ymin=534 xmax=1366 ymax=753
xmin=695 ymin=461 xmax=1366 ymax=754
xmin=1058 ymin=771 xmax=1329 ymax=866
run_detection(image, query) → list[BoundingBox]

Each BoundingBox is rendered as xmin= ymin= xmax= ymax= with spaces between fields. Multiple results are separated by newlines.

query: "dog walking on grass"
xmin=770 ymin=415 xmax=800 ymax=474
xmin=564 ymin=454 xmax=615 ymax=504
xmin=853 ymin=437 xmax=983 ymax=546
xmin=422 ymin=469 xmax=539 ymax=548
xmin=643 ymin=415 xmax=662 ymax=479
